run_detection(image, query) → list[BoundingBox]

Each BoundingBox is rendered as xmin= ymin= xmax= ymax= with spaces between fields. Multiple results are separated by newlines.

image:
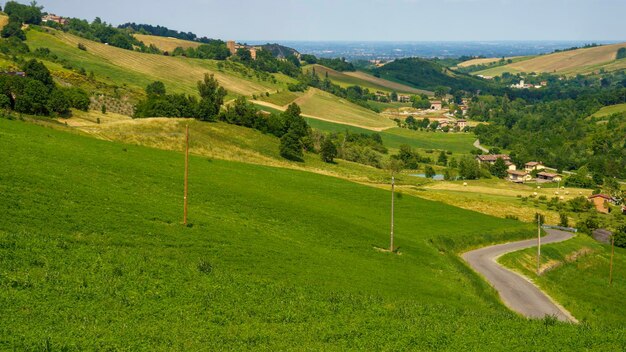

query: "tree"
xmin=14 ymin=79 xmax=49 ymax=115
xmin=279 ymin=130 xmax=304 ymax=161
xmin=146 ymin=81 xmax=166 ymax=96
xmin=434 ymin=86 xmax=448 ymax=100
xmin=320 ymin=138 xmax=337 ymax=163
xmin=490 ymin=157 xmax=508 ymax=179
xmin=101 ymin=104 xmax=106 ymax=114
xmin=390 ymin=91 xmax=398 ymax=102
xmin=22 ymin=59 xmax=54 ymax=87
xmin=559 ymin=213 xmax=569 ymax=227
xmin=425 ymin=166 xmax=436 ymax=179
xmin=46 ymin=89 xmax=70 ymax=115
xmin=197 ymin=74 xmax=226 ymax=121
xmin=437 ymin=151 xmax=448 ymax=166
xmin=0 ymin=21 xmax=25 ymax=40
xmin=459 ymin=156 xmax=480 ymax=180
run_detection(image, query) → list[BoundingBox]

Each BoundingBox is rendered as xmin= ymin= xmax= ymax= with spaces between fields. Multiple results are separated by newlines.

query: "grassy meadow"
xmin=26 ymin=28 xmax=295 ymax=97
xmin=3 ymin=117 xmax=626 ymax=350
xmin=591 ymin=103 xmax=626 ymax=118
xmin=500 ymin=234 xmax=626 ymax=326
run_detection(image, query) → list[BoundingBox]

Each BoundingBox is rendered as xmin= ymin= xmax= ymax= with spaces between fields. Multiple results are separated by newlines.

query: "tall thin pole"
xmin=183 ymin=125 xmax=189 ymax=225
xmin=537 ymin=215 xmax=541 ymax=275
xmin=609 ymin=235 xmax=615 ymax=286
xmin=390 ymin=175 xmax=395 ymax=252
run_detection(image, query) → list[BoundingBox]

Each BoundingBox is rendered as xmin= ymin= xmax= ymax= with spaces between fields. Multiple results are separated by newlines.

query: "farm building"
xmin=536 ymin=172 xmax=562 ymax=182
xmin=587 ymin=194 xmax=616 ymax=214
xmin=524 ymin=161 xmax=545 ymax=172
xmin=456 ymin=119 xmax=467 ymax=129
xmin=507 ymin=170 xmax=532 ymax=183
xmin=397 ymin=94 xmax=411 ymax=103
xmin=226 ymin=40 xmax=260 ymax=60
xmin=430 ymin=101 xmax=442 ymax=110
xmin=475 ymin=154 xmax=516 ymax=170
xmin=42 ymin=14 xmax=68 ymax=25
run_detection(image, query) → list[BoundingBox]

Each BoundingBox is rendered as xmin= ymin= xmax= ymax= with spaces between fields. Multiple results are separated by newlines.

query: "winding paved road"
xmin=473 ymin=139 xmax=489 ymax=153
xmin=462 ymin=229 xmax=577 ymax=322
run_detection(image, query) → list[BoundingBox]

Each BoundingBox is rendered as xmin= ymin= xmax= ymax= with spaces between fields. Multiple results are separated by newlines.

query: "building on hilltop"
xmin=42 ymin=14 xmax=68 ymax=25
xmin=430 ymin=101 xmax=442 ymax=110
xmin=227 ymin=40 xmax=261 ymax=60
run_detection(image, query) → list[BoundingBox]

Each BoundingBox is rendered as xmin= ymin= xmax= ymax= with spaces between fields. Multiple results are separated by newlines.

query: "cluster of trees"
xmin=300 ymin=55 xmax=355 ymax=72
xmin=372 ymin=57 xmax=495 ymax=93
xmin=0 ymin=59 xmax=90 ymax=116
xmin=617 ymin=48 xmax=626 ymax=60
xmin=63 ymin=17 xmax=143 ymax=50
xmin=170 ymin=41 xmax=230 ymax=60
xmin=118 ymin=23 xmax=199 ymax=42
xmin=471 ymin=87 xmax=626 ymax=180
xmin=321 ymin=131 xmax=387 ymax=168
xmin=233 ymin=48 xmax=301 ymax=77
xmin=135 ymin=75 xmax=226 ymax=121
xmin=1 ymin=1 xmax=43 ymax=40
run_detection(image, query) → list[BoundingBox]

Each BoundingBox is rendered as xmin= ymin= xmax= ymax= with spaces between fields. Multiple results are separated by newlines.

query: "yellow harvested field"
xmin=457 ymin=57 xmax=521 ymax=68
xmin=476 ymin=42 xmax=626 ymax=76
xmin=48 ymin=31 xmax=286 ymax=96
xmin=0 ymin=14 xmax=8 ymax=30
xmin=134 ymin=34 xmax=200 ymax=52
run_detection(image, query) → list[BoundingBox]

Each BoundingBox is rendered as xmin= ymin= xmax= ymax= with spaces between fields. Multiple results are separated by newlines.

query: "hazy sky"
xmin=35 ymin=0 xmax=626 ymax=41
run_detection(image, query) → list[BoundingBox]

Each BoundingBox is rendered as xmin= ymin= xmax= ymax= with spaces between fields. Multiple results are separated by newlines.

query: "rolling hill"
xmin=3 ymin=117 xmax=625 ymax=350
xmin=303 ymin=64 xmax=431 ymax=95
xmin=456 ymin=57 xmax=523 ymax=68
xmin=27 ymin=28 xmax=295 ymax=97
xmin=373 ymin=57 xmax=495 ymax=92
xmin=474 ymin=42 xmax=626 ymax=76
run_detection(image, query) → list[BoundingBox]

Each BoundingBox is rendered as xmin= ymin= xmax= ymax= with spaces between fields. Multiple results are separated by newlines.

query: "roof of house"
xmin=537 ymin=172 xmax=560 ymax=178
xmin=507 ymin=170 xmax=529 ymax=176
xmin=525 ymin=161 xmax=543 ymax=166
xmin=588 ymin=194 xmax=614 ymax=200
xmin=476 ymin=154 xmax=511 ymax=162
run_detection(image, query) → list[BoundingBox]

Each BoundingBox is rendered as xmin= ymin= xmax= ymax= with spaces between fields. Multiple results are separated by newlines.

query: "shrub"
xmin=77 ymin=43 xmax=87 ymax=51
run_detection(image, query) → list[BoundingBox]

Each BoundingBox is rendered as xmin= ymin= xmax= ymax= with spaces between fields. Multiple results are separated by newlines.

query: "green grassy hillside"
xmin=499 ymin=235 xmax=626 ymax=326
xmin=306 ymin=118 xmax=476 ymax=154
xmin=26 ymin=28 xmax=295 ymax=97
xmin=373 ymin=57 xmax=494 ymax=92
xmin=302 ymin=64 xmax=429 ymax=95
xmin=3 ymin=118 xmax=625 ymax=349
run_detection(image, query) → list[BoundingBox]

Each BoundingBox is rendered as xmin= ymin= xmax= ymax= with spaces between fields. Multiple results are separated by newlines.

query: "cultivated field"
xmin=0 ymin=13 xmax=8 ymax=30
xmin=27 ymin=29 xmax=295 ymax=97
xmin=474 ymin=42 xmax=626 ymax=76
xmin=500 ymin=235 xmax=626 ymax=326
xmin=457 ymin=56 xmax=523 ymax=68
xmin=134 ymin=34 xmax=201 ymax=52
xmin=295 ymin=88 xmax=397 ymax=129
xmin=303 ymin=64 xmax=430 ymax=95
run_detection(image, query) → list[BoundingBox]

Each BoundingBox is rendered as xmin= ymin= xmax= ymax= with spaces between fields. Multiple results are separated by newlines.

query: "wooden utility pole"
xmin=609 ymin=235 xmax=615 ymax=286
xmin=183 ymin=125 xmax=189 ymax=225
xmin=390 ymin=175 xmax=395 ymax=252
xmin=537 ymin=215 xmax=541 ymax=275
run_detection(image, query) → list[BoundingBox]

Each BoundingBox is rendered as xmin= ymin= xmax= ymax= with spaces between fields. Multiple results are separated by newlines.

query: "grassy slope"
xmin=499 ymin=235 xmax=626 ymax=326
xmin=457 ymin=57 xmax=523 ymax=68
xmin=6 ymin=118 xmax=622 ymax=349
xmin=474 ymin=42 xmax=626 ymax=76
xmin=295 ymin=88 xmax=396 ymax=129
xmin=0 ymin=13 xmax=7 ymax=30
xmin=65 ymin=110 xmax=415 ymax=185
xmin=305 ymin=118 xmax=474 ymax=153
xmin=27 ymin=28 xmax=294 ymax=97
xmin=303 ymin=64 xmax=429 ymax=95
xmin=134 ymin=34 xmax=200 ymax=52
xmin=591 ymin=103 xmax=626 ymax=118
